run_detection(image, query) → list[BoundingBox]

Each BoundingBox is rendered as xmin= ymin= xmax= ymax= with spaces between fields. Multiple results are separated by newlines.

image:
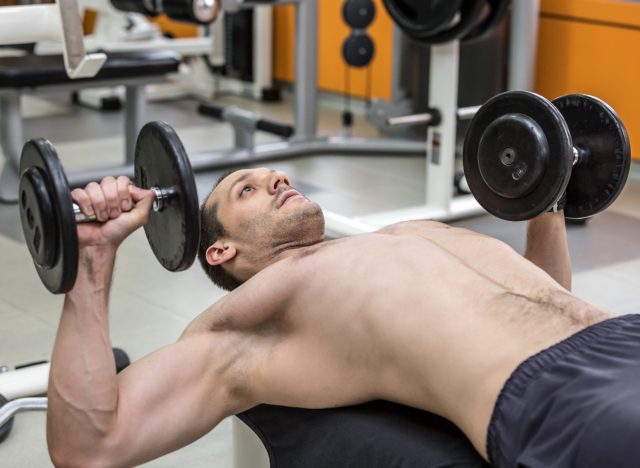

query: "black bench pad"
xmin=238 ymin=402 xmax=489 ymax=467
xmin=0 ymin=50 xmax=181 ymax=88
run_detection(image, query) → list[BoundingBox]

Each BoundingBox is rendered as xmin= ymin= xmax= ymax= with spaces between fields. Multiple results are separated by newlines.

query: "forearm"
xmin=47 ymin=246 xmax=119 ymax=464
xmin=524 ymin=211 xmax=571 ymax=290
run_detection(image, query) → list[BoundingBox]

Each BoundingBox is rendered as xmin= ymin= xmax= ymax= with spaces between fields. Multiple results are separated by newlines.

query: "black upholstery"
xmin=0 ymin=50 xmax=180 ymax=88
xmin=238 ymin=402 xmax=489 ymax=468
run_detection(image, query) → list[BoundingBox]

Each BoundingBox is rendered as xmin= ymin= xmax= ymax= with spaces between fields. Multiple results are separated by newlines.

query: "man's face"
xmin=209 ymin=168 xmax=324 ymax=263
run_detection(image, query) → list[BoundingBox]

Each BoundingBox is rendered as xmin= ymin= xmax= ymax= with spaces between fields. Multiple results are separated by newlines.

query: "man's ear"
xmin=205 ymin=240 xmax=237 ymax=266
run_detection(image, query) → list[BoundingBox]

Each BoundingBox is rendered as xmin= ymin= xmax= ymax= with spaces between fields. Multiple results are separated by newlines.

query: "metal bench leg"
xmin=124 ymin=84 xmax=145 ymax=165
xmin=0 ymin=92 xmax=23 ymax=202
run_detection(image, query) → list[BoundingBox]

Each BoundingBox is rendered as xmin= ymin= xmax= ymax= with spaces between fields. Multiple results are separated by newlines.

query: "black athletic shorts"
xmin=487 ymin=314 xmax=640 ymax=468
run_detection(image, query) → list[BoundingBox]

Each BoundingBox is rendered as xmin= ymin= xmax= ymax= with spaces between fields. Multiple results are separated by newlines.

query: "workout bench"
xmin=0 ymin=50 xmax=181 ymax=203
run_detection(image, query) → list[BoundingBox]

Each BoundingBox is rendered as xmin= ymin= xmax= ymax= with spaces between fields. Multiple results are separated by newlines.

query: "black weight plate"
xmin=19 ymin=140 xmax=78 ymax=294
xmin=464 ymin=0 xmax=510 ymax=42
xmin=553 ymin=94 xmax=631 ymax=220
xmin=0 ymin=394 xmax=14 ymax=444
xmin=383 ymin=0 xmax=462 ymax=38
xmin=163 ymin=0 xmax=220 ymax=25
xmin=463 ymin=91 xmax=573 ymax=221
xmin=19 ymin=167 xmax=58 ymax=267
xmin=342 ymin=33 xmax=375 ymax=67
xmin=134 ymin=121 xmax=200 ymax=272
xmin=423 ymin=0 xmax=485 ymax=44
xmin=343 ymin=0 xmax=376 ymax=29
xmin=110 ymin=0 xmax=159 ymax=16
xmin=477 ymin=113 xmax=550 ymax=199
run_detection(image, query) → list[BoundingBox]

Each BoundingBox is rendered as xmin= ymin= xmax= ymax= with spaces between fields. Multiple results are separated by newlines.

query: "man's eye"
xmin=241 ymin=185 xmax=253 ymax=195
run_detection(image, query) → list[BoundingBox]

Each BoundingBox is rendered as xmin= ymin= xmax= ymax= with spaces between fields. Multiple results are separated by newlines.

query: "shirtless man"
xmin=48 ymin=168 xmax=640 ymax=468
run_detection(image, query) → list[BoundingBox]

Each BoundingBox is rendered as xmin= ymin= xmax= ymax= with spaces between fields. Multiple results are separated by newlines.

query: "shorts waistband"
xmin=486 ymin=313 xmax=640 ymax=465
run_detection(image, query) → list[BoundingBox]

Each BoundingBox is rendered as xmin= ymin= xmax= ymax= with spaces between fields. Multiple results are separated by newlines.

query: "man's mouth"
xmin=277 ymin=189 xmax=302 ymax=208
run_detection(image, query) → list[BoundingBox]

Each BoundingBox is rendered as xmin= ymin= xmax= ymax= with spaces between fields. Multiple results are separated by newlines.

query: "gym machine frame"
xmin=324 ymin=0 xmax=542 ymax=235
xmin=0 ymin=0 xmax=106 ymax=79
xmin=189 ymin=0 xmax=542 ymax=235
xmin=0 ymin=0 xmax=424 ymax=205
xmin=0 ymin=0 xmax=158 ymax=203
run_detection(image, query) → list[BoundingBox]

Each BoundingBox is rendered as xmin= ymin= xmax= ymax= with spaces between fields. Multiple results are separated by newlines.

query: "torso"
xmin=203 ymin=221 xmax=610 ymax=459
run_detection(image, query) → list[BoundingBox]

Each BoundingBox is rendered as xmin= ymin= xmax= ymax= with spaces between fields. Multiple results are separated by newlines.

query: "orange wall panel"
xmin=536 ymin=0 xmax=640 ymax=160
xmin=273 ymin=0 xmax=393 ymax=100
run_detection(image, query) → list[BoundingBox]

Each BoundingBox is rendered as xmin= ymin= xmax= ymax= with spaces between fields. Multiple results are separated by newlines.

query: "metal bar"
xmin=425 ymin=41 xmax=459 ymax=211
xmin=387 ymin=113 xmax=438 ymax=127
xmin=0 ymin=92 xmax=23 ymax=169
xmin=456 ymin=105 xmax=480 ymax=120
xmin=253 ymin=5 xmax=274 ymax=97
xmin=386 ymin=105 xmax=479 ymax=127
xmin=0 ymin=163 xmax=20 ymax=203
xmin=63 ymin=137 xmax=425 ymax=189
xmin=0 ymin=76 xmax=166 ymax=97
xmin=0 ymin=397 xmax=48 ymax=428
xmin=508 ymin=0 xmax=540 ymax=91
xmin=124 ymin=85 xmax=145 ymax=164
xmin=293 ymin=0 xmax=318 ymax=139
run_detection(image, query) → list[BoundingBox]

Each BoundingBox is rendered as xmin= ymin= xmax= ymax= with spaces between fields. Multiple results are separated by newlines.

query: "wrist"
xmin=70 ymin=246 xmax=117 ymax=293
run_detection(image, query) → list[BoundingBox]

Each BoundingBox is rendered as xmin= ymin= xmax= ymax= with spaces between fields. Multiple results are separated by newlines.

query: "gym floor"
xmin=1 ymin=91 xmax=639 ymax=467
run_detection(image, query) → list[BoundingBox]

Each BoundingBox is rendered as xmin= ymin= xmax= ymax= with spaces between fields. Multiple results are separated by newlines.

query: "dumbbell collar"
xmin=151 ymin=186 xmax=176 ymax=212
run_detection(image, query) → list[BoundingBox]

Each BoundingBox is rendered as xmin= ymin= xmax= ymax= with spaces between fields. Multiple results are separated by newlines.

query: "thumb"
xmin=130 ymin=186 xmax=154 ymax=202
xmin=129 ymin=186 xmax=155 ymax=222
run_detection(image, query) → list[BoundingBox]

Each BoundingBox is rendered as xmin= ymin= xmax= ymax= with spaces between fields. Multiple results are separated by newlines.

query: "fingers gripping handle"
xmin=72 ymin=186 xmax=175 ymax=222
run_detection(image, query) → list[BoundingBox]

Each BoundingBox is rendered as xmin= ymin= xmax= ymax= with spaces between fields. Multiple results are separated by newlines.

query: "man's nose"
xmin=269 ymin=172 xmax=291 ymax=193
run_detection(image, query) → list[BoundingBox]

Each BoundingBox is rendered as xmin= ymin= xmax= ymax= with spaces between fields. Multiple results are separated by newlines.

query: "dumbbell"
xmin=463 ymin=91 xmax=631 ymax=221
xmin=18 ymin=121 xmax=200 ymax=294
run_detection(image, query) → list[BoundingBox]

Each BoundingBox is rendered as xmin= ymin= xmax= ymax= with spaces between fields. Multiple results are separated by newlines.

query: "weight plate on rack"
xmin=343 ymin=0 xmax=376 ymax=29
xmin=342 ymin=33 xmax=375 ymax=67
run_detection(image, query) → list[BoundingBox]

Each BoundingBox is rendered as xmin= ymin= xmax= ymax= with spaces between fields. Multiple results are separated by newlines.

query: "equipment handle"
xmin=0 ymin=397 xmax=47 ymax=428
xmin=256 ymin=119 xmax=294 ymax=138
xmin=197 ymin=103 xmax=225 ymax=120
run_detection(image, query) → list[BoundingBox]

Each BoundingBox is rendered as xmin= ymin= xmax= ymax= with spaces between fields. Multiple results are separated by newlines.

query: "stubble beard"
xmin=240 ymin=199 xmax=324 ymax=257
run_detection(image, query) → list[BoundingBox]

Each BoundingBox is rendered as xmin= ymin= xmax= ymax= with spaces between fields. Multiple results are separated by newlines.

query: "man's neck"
xmin=235 ymin=238 xmax=328 ymax=283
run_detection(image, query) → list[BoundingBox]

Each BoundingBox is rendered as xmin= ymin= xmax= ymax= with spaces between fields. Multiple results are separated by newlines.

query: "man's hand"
xmin=71 ymin=176 xmax=155 ymax=249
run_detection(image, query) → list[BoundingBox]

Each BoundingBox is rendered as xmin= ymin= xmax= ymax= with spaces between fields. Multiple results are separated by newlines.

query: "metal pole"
xmin=0 ymin=92 xmax=24 ymax=169
xmin=508 ymin=0 xmax=541 ymax=91
xmin=124 ymin=85 xmax=145 ymax=164
xmin=293 ymin=0 xmax=318 ymax=139
xmin=426 ymin=41 xmax=459 ymax=211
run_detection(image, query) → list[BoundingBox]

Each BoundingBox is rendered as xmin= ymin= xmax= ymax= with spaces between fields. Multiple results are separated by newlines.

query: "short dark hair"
xmin=198 ymin=170 xmax=243 ymax=291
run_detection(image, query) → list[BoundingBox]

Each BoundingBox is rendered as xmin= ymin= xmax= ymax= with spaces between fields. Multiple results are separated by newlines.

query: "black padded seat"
xmin=0 ymin=50 xmax=181 ymax=88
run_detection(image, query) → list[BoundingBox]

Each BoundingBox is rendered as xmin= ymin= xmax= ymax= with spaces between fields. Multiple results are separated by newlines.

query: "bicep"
xmin=105 ymin=332 xmax=248 ymax=466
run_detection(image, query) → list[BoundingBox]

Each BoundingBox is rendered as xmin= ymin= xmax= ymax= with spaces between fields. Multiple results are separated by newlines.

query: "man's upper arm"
xmin=99 ymin=329 xmax=250 ymax=466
